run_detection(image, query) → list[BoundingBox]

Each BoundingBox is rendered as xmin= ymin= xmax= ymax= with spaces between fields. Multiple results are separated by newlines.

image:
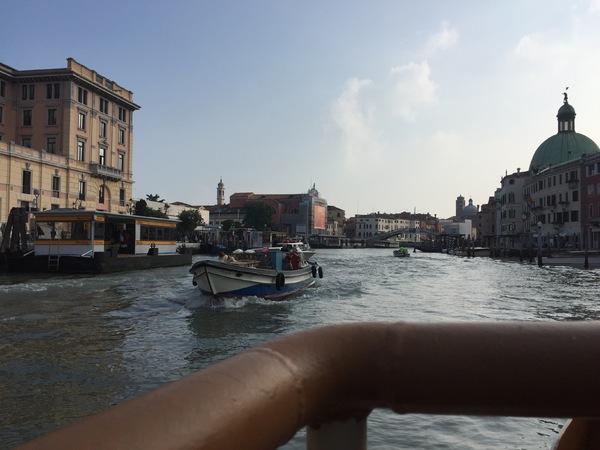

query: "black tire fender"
xmin=276 ymin=272 xmax=285 ymax=290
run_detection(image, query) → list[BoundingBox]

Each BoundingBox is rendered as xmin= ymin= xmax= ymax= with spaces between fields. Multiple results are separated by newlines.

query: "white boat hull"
xmin=189 ymin=260 xmax=321 ymax=300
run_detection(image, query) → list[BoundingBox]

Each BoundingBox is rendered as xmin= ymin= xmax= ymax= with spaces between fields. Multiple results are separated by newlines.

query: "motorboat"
xmin=189 ymin=249 xmax=322 ymax=300
xmin=393 ymin=247 xmax=410 ymax=257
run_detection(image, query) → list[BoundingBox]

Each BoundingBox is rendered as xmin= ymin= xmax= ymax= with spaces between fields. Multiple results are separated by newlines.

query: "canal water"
xmin=2 ymin=249 xmax=600 ymax=449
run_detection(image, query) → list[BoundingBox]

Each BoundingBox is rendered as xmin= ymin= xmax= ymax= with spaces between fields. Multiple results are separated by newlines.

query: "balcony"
xmin=567 ymin=177 xmax=579 ymax=188
xmin=89 ymin=163 xmax=122 ymax=181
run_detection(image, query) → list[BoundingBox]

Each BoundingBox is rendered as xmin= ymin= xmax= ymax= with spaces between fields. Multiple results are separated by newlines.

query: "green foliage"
xmin=243 ymin=201 xmax=274 ymax=231
xmin=146 ymin=194 xmax=163 ymax=202
xmin=222 ymin=219 xmax=244 ymax=232
xmin=134 ymin=199 xmax=168 ymax=218
xmin=178 ymin=209 xmax=203 ymax=233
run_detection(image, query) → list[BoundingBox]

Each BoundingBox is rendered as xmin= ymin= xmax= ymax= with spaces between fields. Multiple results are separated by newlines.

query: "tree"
xmin=178 ymin=209 xmax=203 ymax=234
xmin=146 ymin=194 xmax=163 ymax=202
xmin=221 ymin=219 xmax=235 ymax=232
xmin=243 ymin=201 xmax=274 ymax=230
xmin=134 ymin=199 xmax=168 ymax=218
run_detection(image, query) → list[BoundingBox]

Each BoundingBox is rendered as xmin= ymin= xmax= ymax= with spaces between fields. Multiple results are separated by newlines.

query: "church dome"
xmin=529 ymin=96 xmax=600 ymax=171
xmin=529 ymin=133 xmax=599 ymax=171
xmin=463 ymin=198 xmax=477 ymax=216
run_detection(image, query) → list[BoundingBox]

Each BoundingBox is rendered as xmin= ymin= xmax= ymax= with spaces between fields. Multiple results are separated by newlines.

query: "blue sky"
xmin=4 ymin=1 xmax=600 ymax=218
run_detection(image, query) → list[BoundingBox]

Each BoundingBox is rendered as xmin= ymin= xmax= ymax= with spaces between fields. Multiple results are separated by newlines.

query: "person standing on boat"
xmin=289 ymin=249 xmax=301 ymax=270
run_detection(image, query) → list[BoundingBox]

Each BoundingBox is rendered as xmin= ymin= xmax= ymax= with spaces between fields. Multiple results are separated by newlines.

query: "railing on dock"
xmin=17 ymin=321 xmax=600 ymax=450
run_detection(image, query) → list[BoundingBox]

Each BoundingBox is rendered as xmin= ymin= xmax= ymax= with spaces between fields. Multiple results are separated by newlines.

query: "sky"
xmin=3 ymin=1 xmax=600 ymax=219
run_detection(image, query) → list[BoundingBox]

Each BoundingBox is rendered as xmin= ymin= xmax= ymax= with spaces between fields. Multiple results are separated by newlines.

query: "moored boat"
xmin=1 ymin=207 xmax=191 ymax=273
xmin=189 ymin=249 xmax=323 ymax=300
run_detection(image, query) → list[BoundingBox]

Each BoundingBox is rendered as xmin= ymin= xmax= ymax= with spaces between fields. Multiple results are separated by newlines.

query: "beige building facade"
xmin=0 ymin=58 xmax=139 ymax=227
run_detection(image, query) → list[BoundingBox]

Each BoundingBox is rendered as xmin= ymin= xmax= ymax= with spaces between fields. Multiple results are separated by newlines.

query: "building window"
xmin=573 ymin=190 xmax=579 ymax=202
xmin=46 ymin=83 xmax=60 ymax=99
xmin=0 ymin=80 xmax=5 ymax=97
xmin=78 ymin=180 xmax=86 ymax=200
xmin=120 ymin=188 xmax=126 ymax=206
xmin=118 ymin=128 xmax=125 ymax=144
xmin=99 ymin=98 xmax=109 ymax=114
xmin=22 ymin=84 xmax=35 ymax=100
xmin=46 ymin=136 xmax=57 ymax=153
xmin=22 ymin=170 xmax=32 ymax=194
xmin=118 ymin=107 xmax=127 ymax=122
xmin=99 ymin=120 xmax=107 ymax=138
xmin=23 ymin=109 xmax=32 ymax=126
xmin=0 ymin=105 xmax=3 ymax=123
xmin=78 ymin=112 xmax=86 ymax=130
xmin=52 ymin=176 xmax=60 ymax=198
xmin=22 ymin=137 xmax=31 ymax=147
xmin=78 ymin=87 xmax=88 ymax=105
xmin=99 ymin=147 xmax=106 ymax=166
xmin=588 ymin=164 xmax=596 ymax=176
xmin=571 ymin=210 xmax=579 ymax=222
xmin=118 ymin=152 xmax=125 ymax=172
xmin=47 ymin=108 xmax=57 ymax=125
xmin=77 ymin=140 xmax=85 ymax=161
xmin=99 ymin=185 xmax=105 ymax=204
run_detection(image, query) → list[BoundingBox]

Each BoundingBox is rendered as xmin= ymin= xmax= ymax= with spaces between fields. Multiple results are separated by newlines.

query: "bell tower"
xmin=217 ymin=178 xmax=225 ymax=206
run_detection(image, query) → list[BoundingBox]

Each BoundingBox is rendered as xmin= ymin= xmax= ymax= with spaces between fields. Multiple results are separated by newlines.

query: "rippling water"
xmin=2 ymin=249 xmax=600 ymax=449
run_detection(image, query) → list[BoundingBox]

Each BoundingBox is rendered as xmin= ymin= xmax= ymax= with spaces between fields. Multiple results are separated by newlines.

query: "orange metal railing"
xmin=17 ymin=321 xmax=600 ymax=449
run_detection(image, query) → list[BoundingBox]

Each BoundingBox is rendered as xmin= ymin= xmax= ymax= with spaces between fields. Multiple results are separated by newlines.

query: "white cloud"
xmin=330 ymin=77 xmax=383 ymax=169
xmin=426 ymin=20 xmax=458 ymax=54
xmin=589 ymin=0 xmax=600 ymax=12
xmin=513 ymin=33 xmax=568 ymax=60
xmin=387 ymin=61 xmax=438 ymax=121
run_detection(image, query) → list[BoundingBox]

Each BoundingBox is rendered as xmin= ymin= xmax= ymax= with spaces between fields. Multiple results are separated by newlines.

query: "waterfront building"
xmin=523 ymin=94 xmax=599 ymax=250
xmin=439 ymin=218 xmax=473 ymax=239
xmin=326 ymin=205 xmax=345 ymax=236
xmin=353 ymin=211 xmax=425 ymax=244
xmin=581 ymin=153 xmax=600 ymax=249
xmin=476 ymin=196 xmax=498 ymax=248
xmin=216 ymin=183 xmax=328 ymax=237
xmin=496 ymin=168 xmax=530 ymax=250
xmin=0 ymin=58 xmax=139 ymax=227
xmin=354 ymin=213 xmax=411 ymax=239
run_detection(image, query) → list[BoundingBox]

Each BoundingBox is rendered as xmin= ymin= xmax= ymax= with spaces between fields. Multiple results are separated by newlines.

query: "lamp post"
xmin=537 ymin=221 xmax=543 ymax=267
xmin=33 ymin=188 xmax=40 ymax=211
xmin=585 ymin=226 xmax=590 ymax=269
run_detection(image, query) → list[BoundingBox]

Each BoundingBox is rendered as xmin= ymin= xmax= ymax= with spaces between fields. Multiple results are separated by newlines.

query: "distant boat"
xmin=393 ymin=247 xmax=410 ymax=258
xmin=189 ymin=249 xmax=322 ymax=300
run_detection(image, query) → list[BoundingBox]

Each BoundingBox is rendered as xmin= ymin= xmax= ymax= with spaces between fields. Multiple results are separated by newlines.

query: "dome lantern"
xmin=528 ymin=91 xmax=600 ymax=172
xmin=557 ymin=88 xmax=575 ymax=133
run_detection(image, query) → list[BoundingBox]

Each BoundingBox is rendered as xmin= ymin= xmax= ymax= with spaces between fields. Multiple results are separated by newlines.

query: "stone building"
xmin=523 ymin=93 xmax=600 ymax=250
xmin=0 ymin=58 xmax=139 ymax=227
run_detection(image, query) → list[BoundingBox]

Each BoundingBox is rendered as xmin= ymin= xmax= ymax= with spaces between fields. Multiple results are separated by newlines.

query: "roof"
xmin=529 ymin=99 xmax=600 ymax=171
xmin=530 ymin=132 xmax=600 ymax=171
